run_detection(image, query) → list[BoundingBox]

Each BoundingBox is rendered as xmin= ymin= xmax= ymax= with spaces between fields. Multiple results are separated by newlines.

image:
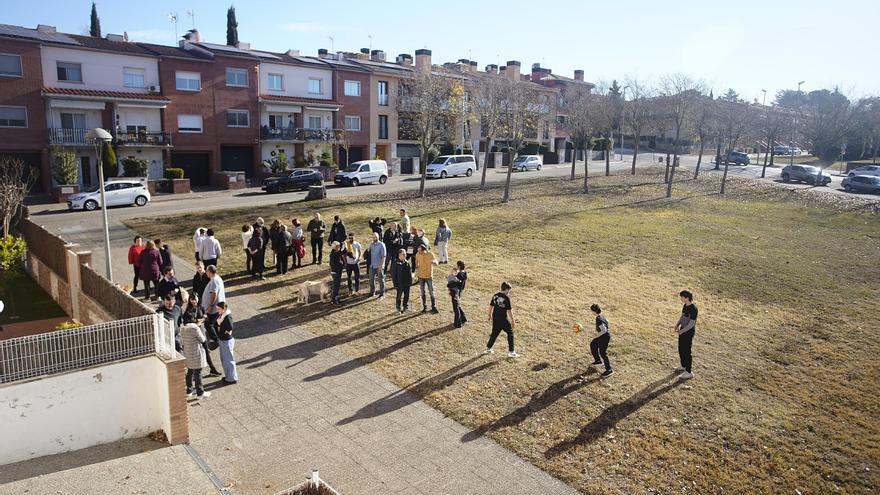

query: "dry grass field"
xmin=127 ymin=172 xmax=880 ymax=494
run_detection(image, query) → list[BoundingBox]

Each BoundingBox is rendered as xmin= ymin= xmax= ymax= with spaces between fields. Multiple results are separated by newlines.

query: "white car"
xmin=426 ymin=155 xmax=476 ymax=179
xmin=334 ymin=160 xmax=388 ymax=186
xmin=68 ymin=180 xmax=151 ymax=211
xmin=512 ymin=155 xmax=543 ymax=171
xmin=847 ymin=165 xmax=880 ymax=177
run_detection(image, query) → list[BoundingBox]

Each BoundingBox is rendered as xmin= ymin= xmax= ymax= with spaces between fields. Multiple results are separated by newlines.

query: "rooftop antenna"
xmin=368 ymin=34 xmax=372 ymax=53
xmin=328 ymin=36 xmax=334 ymax=53
xmin=186 ymin=10 xmax=195 ymax=30
xmin=168 ymin=12 xmax=178 ymax=40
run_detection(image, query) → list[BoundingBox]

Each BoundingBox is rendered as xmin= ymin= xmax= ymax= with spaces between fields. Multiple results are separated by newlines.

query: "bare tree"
xmin=659 ymin=74 xmax=704 ymax=197
xmin=0 ymin=156 xmax=37 ymax=237
xmin=623 ymin=77 xmax=653 ymax=175
xmin=564 ymin=85 xmax=598 ymax=192
xmin=691 ymin=92 xmax=717 ymax=179
xmin=397 ymin=72 xmax=461 ymax=197
xmin=800 ymin=88 xmax=854 ymax=183
xmin=336 ymin=125 xmax=353 ymax=168
xmin=498 ymin=80 xmax=541 ymax=203
xmin=716 ymin=91 xmax=757 ymax=194
xmin=472 ymin=76 xmax=507 ymax=188
xmin=760 ymin=106 xmax=791 ymax=178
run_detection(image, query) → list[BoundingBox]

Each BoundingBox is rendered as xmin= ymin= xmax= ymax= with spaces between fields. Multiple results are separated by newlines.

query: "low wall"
xmin=0 ymin=354 xmax=185 ymax=465
xmin=18 ymin=219 xmax=69 ymax=282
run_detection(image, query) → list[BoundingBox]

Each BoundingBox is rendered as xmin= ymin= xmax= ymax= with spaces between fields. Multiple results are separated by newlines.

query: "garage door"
xmin=220 ymin=146 xmax=254 ymax=177
xmin=339 ymin=146 xmax=364 ymax=166
xmin=171 ymin=152 xmax=211 ymax=187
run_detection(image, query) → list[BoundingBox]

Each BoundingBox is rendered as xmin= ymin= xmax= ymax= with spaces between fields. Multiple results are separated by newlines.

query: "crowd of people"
xmin=140 ymin=206 xmax=699 ymax=400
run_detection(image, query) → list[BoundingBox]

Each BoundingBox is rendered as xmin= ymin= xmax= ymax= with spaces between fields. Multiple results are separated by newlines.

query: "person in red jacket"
xmin=127 ymin=236 xmax=144 ymax=296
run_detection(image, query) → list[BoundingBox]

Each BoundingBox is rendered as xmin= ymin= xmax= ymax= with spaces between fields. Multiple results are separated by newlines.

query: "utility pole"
xmin=790 ymin=81 xmax=805 ymax=170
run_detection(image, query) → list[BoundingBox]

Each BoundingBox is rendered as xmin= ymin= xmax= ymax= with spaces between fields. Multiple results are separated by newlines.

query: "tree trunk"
xmin=763 ymin=147 xmax=774 ymax=178
xmin=570 ymin=143 xmax=577 ymax=180
xmin=693 ymin=134 xmax=705 ymax=179
xmin=631 ymin=132 xmax=640 ymax=175
xmin=501 ymin=149 xmax=515 ymax=203
xmin=418 ymin=150 xmax=428 ymax=198
xmin=720 ymin=162 xmax=730 ymax=194
xmin=583 ymin=147 xmax=590 ymax=193
xmin=713 ymin=140 xmax=722 ymax=170
xmin=666 ymin=156 xmax=677 ymax=198
xmin=763 ymin=133 xmax=771 ymax=167
xmin=481 ymin=137 xmax=492 ymax=188
xmin=670 ymin=126 xmax=681 ymax=187
xmin=605 ymin=133 xmax=611 ymax=176
xmin=664 ymin=153 xmax=671 ymax=182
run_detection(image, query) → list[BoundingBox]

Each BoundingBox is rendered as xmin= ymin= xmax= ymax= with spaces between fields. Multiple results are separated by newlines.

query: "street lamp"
xmin=86 ymin=127 xmax=114 ymax=283
xmin=790 ymin=81 xmax=805 ymax=170
xmin=620 ymin=85 xmax=630 ymax=159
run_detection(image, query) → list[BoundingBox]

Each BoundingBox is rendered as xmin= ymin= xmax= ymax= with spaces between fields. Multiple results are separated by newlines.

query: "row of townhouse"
xmin=0 ymin=23 xmax=593 ymax=194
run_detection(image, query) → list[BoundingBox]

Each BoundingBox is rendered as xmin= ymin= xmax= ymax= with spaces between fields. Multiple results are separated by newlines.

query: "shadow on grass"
xmin=544 ymin=371 xmax=683 ymax=458
xmin=337 ymin=355 xmax=497 ymax=425
xmin=461 ymin=368 xmax=602 ymax=443
xmin=304 ymin=322 xmax=458 ymax=382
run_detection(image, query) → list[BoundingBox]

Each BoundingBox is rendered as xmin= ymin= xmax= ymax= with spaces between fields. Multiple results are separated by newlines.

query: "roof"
xmin=137 ymin=42 xmax=213 ymax=61
xmin=260 ymin=94 xmax=342 ymax=106
xmin=539 ymin=73 xmax=596 ymax=87
xmin=350 ymin=58 xmax=414 ymax=75
xmin=0 ymin=24 xmax=78 ymax=45
xmin=196 ymin=42 xmax=262 ymax=59
xmin=66 ymin=34 xmax=156 ymax=56
xmin=42 ymin=87 xmax=171 ymax=102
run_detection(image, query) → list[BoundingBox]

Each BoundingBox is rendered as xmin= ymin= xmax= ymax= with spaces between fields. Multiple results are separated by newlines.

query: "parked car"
xmin=262 ymin=169 xmax=323 ymax=193
xmin=511 ymin=155 xmax=543 ymax=171
xmin=68 ymin=179 xmax=150 ymax=211
xmin=790 ymin=147 xmax=803 ymax=155
xmin=847 ymin=165 xmax=880 ymax=177
xmin=781 ymin=164 xmax=832 ymax=185
xmin=720 ymin=151 xmax=750 ymax=165
xmin=426 ymin=155 xmax=476 ymax=179
xmin=334 ymin=160 xmax=388 ymax=186
xmin=842 ymin=175 xmax=880 ymax=194
xmin=773 ymin=146 xmax=791 ymax=156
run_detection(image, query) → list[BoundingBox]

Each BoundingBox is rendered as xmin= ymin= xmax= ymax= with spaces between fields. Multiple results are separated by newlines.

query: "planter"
xmin=52 ymin=184 xmax=80 ymax=203
xmin=148 ymin=180 xmax=157 ymax=195
xmin=214 ymin=171 xmax=246 ymax=190
xmin=171 ymin=178 xmax=191 ymax=194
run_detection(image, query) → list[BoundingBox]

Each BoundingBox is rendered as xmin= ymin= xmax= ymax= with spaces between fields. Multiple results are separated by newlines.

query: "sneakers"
xmin=430 ymin=307 xmax=439 ymax=314
xmin=421 ymin=307 xmax=427 ymax=313
xmin=197 ymin=391 xmax=212 ymax=399
xmin=590 ymin=361 xmax=603 ymax=366
xmin=674 ymin=366 xmax=686 ymax=372
xmin=601 ymin=369 xmax=614 ymax=378
xmin=377 ymin=294 xmax=385 ymax=301
xmin=483 ymin=348 xmax=494 ymax=355
xmin=508 ymin=351 xmax=519 ymax=358
xmin=186 ymin=390 xmax=195 ymax=398
xmin=680 ymin=371 xmax=694 ymax=379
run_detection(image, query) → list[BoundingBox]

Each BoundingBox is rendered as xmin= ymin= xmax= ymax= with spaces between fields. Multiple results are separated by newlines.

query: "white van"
xmin=334 ymin=160 xmax=389 ymax=186
xmin=426 ymin=155 xmax=476 ymax=179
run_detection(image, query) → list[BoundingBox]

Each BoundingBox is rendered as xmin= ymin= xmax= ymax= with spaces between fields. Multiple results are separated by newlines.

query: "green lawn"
xmin=126 ymin=172 xmax=880 ymax=494
xmin=0 ymin=272 xmax=67 ymax=325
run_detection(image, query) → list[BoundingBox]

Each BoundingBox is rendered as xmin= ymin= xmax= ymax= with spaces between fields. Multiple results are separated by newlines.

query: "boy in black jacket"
xmin=391 ymin=249 xmax=412 ymax=314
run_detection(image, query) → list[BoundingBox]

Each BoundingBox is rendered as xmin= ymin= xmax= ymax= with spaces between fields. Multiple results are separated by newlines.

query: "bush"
xmin=122 ymin=156 xmax=149 ymax=177
xmin=294 ymin=156 xmax=308 ymax=168
xmin=55 ymin=320 xmax=83 ymax=331
xmin=319 ymin=150 xmax=335 ymax=167
xmin=50 ymin=147 xmax=78 ymax=185
xmin=164 ymin=168 xmax=185 ymax=180
xmin=0 ymin=235 xmax=26 ymax=273
xmin=101 ymin=142 xmax=118 ymax=178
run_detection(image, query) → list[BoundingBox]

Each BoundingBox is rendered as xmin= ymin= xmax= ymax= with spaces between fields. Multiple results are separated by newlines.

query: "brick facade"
xmin=335 ymin=67 xmax=371 ymax=163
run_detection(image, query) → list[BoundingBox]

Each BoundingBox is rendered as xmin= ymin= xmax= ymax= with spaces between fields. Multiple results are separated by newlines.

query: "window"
xmin=57 ymin=62 xmax=82 ymax=82
xmin=0 ymin=106 xmax=26 ymax=127
xmin=378 ymin=115 xmax=388 ymax=139
xmin=307 ymin=116 xmax=322 ymax=129
xmin=556 ymin=115 xmax=566 ymax=124
xmin=344 ymin=80 xmax=361 ymax=96
xmin=177 ymin=114 xmax=203 ymax=133
xmin=308 ymin=78 xmax=321 ymax=94
xmin=126 ymin=125 xmax=147 ymax=135
xmin=0 ymin=54 xmax=22 ymax=77
xmin=225 ymin=68 xmax=248 ymax=87
xmin=268 ymin=73 xmax=283 ymax=91
xmin=175 ymin=71 xmax=200 ymax=91
xmin=123 ymin=67 xmax=146 ymax=88
xmin=378 ymin=81 xmax=389 ymax=106
xmin=226 ymin=109 xmax=249 ymax=127
xmin=60 ymin=112 xmax=86 ymax=129
xmin=344 ymin=116 xmax=361 ymax=131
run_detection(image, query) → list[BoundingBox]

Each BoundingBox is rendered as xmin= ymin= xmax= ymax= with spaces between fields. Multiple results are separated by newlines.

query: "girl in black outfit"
xmin=447 ymin=261 xmax=468 ymax=328
xmin=184 ymin=292 xmax=220 ymax=377
xmin=587 ymin=304 xmax=613 ymax=378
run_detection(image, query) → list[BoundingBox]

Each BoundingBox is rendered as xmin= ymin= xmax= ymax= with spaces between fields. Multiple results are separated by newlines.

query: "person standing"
xmin=199 ymin=229 xmax=222 ymax=269
xmin=127 ymin=236 xmax=144 ymax=296
xmin=156 ymin=294 xmax=182 ymax=351
xmin=368 ymin=232 xmax=386 ymax=299
xmin=410 ymin=228 xmax=429 ymax=273
xmin=344 ymin=232 xmax=362 ymax=295
xmin=278 ymin=224 xmax=292 ymax=275
xmin=434 ymin=219 xmax=453 ymax=264
xmin=383 ymin=222 xmax=400 ymax=273
xmin=180 ymin=312 xmax=211 ymax=399
xmin=414 ymin=244 xmax=439 ymax=313
xmin=328 ymin=215 xmax=347 ymax=246
xmin=269 ymin=220 xmax=282 ymax=271
xmin=447 ymin=261 xmax=468 ymax=328
xmin=139 ymin=240 xmax=163 ymax=301
xmin=184 ymin=292 xmax=220 ymax=377
xmin=156 ymin=266 xmax=182 ymax=303
xmin=329 ymin=241 xmax=345 ymax=304
xmin=307 ymin=213 xmax=327 ymax=264
xmin=369 ymin=216 xmax=387 ymax=237
xmin=201 ymin=265 xmax=225 ymax=345
xmin=485 ymin=282 xmax=517 ymax=358
xmin=391 ymin=249 xmax=412 ymax=314
xmin=291 ymin=218 xmax=305 ymax=268
xmin=193 ymin=228 xmax=207 ymax=262
xmin=575 ymin=304 xmax=613 ymax=378
xmin=247 ymin=226 xmax=265 ymax=279
xmin=191 ymin=261 xmax=209 ymax=302
xmin=215 ymin=301 xmax=238 ymax=384
xmin=674 ymin=290 xmax=697 ymax=379
xmin=155 ymin=239 xmax=173 ymax=270
xmin=399 ymin=208 xmax=411 ymax=234
xmin=241 ymin=224 xmax=254 ymax=273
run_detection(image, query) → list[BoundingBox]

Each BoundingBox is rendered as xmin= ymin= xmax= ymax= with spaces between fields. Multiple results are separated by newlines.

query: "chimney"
xmin=469 ymin=60 xmax=478 ymax=72
xmin=506 ymin=60 xmax=521 ymax=80
xmin=499 ymin=65 xmax=507 ymax=76
xmin=318 ymin=48 xmax=329 ymax=59
xmin=286 ymin=49 xmax=300 ymax=57
xmin=105 ymin=33 xmax=125 ymax=42
xmin=522 ymin=74 xmax=531 ymax=81
xmin=36 ymin=24 xmax=56 ymax=34
xmin=574 ymin=70 xmax=584 ymax=81
xmin=237 ymin=42 xmax=250 ymax=50
xmin=457 ymin=58 xmax=470 ymax=71
xmin=531 ymin=63 xmax=551 ymax=80
xmin=182 ymin=29 xmax=200 ymax=43
xmin=358 ymin=48 xmax=370 ymax=61
xmin=397 ymin=53 xmax=413 ymax=67
xmin=485 ymin=64 xmax=498 ymax=75
xmin=415 ymin=48 xmax=432 ymax=72
xmin=370 ymin=49 xmax=386 ymax=62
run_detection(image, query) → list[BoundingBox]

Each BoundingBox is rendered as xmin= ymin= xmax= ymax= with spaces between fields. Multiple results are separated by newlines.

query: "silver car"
xmin=511 ymin=155 xmax=543 ymax=171
xmin=847 ymin=165 xmax=880 ymax=177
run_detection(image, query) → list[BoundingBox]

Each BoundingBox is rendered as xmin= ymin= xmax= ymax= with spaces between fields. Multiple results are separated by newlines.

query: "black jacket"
xmin=328 ymin=221 xmax=347 ymax=244
xmin=391 ymin=258 xmax=413 ymax=288
xmin=369 ymin=218 xmax=387 ymax=236
xmin=307 ymin=219 xmax=326 ymax=239
xmin=156 ymin=276 xmax=181 ymax=301
xmin=192 ymin=272 xmax=209 ymax=299
xmin=383 ymin=228 xmax=401 ymax=251
xmin=218 ymin=312 xmax=234 ymax=341
xmin=159 ymin=245 xmax=173 ymax=268
xmin=329 ymin=248 xmax=346 ymax=273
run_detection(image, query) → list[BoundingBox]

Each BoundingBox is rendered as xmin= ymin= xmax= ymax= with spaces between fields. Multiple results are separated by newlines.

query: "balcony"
xmin=48 ymin=128 xmax=90 ymax=146
xmin=116 ymin=131 xmax=172 ymax=147
xmin=260 ymin=126 xmax=342 ymax=142
xmin=261 ymin=126 xmax=297 ymax=140
xmin=298 ymin=128 xmax=343 ymax=142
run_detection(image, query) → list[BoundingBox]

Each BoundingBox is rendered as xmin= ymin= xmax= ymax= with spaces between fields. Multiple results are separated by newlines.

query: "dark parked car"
xmin=720 ymin=151 xmax=750 ymax=165
xmin=842 ymin=175 xmax=880 ymax=194
xmin=781 ymin=164 xmax=831 ymax=185
xmin=262 ymin=169 xmax=323 ymax=193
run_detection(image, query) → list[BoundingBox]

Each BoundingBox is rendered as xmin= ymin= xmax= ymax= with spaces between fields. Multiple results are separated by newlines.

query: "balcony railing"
xmin=116 ymin=131 xmax=172 ymax=146
xmin=48 ymin=128 xmax=89 ymax=146
xmin=260 ymin=126 xmax=343 ymax=142
xmin=261 ymin=126 xmax=297 ymax=140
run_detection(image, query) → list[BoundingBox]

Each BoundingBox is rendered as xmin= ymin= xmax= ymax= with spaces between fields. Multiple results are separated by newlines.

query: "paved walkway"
xmin=3 ymin=216 xmax=579 ymax=493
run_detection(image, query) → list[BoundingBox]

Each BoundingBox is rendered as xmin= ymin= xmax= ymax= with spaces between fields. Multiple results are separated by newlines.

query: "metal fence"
xmin=0 ymin=314 xmax=176 ymax=385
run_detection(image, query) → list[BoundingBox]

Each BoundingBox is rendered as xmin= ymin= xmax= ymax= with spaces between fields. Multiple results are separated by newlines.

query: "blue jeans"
xmin=419 ymin=278 xmax=435 ymax=309
xmin=369 ymin=266 xmax=385 ymax=296
xmin=218 ymin=338 xmax=238 ymax=383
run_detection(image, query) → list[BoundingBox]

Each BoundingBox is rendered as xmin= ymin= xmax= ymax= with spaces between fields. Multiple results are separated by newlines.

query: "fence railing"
xmin=0 ymin=314 xmax=175 ymax=385
xmin=48 ymin=128 xmax=89 ymax=146
xmin=115 ymin=131 xmax=172 ymax=146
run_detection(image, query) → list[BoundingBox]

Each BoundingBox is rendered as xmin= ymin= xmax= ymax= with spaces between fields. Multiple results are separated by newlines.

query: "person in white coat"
xmin=180 ymin=313 xmax=211 ymax=399
xmin=193 ymin=228 xmax=206 ymax=262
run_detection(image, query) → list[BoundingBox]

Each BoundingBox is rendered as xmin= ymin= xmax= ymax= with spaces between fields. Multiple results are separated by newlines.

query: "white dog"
xmin=296 ymin=280 xmax=331 ymax=304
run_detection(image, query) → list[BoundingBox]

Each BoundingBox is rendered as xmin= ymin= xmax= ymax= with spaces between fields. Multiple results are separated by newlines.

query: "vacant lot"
xmin=128 ymin=173 xmax=879 ymax=494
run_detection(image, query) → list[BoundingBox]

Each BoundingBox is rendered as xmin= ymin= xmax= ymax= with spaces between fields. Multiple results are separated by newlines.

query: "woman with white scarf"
xmin=215 ymin=301 xmax=238 ymax=384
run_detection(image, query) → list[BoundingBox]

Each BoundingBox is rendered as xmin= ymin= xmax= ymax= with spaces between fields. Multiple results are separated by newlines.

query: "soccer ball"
xmin=571 ymin=323 xmax=582 ymax=333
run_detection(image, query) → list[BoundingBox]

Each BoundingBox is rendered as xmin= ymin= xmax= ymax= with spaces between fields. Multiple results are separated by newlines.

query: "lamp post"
xmin=790 ymin=81 xmax=805 ymax=170
xmin=620 ymin=85 xmax=629 ymax=160
xmin=86 ymin=128 xmax=114 ymax=282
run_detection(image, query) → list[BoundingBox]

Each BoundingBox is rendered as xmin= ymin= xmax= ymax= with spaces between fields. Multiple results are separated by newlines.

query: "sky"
xmin=4 ymin=0 xmax=878 ymax=101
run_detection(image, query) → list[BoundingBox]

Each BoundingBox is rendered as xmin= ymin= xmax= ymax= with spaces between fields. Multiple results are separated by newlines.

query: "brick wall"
xmin=163 ymin=357 xmax=189 ymax=444
xmin=336 ymin=69 xmax=371 ymax=147
xmin=18 ymin=218 xmax=69 ymax=281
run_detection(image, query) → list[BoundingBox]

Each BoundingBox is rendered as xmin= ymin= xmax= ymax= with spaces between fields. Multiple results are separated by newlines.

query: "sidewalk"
xmin=5 ymin=220 xmax=579 ymax=494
